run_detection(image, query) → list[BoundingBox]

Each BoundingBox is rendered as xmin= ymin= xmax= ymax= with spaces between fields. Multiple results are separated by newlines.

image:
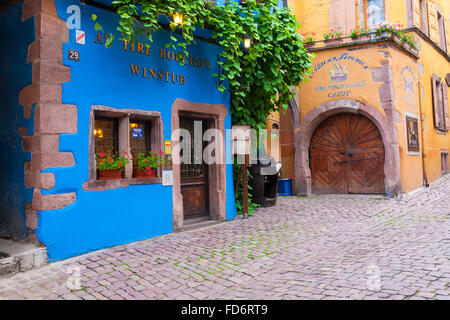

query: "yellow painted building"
xmin=280 ymin=0 xmax=450 ymax=196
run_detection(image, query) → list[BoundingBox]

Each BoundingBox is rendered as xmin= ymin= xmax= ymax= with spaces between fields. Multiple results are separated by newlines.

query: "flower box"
xmin=304 ymin=42 xmax=316 ymax=49
xmin=393 ymin=34 xmax=402 ymax=43
xmin=355 ymin=35 xmax=371 ymax=43
xmin=407 ymin=43 xmax=419 ymax=55
xmin=97 ymin=169 xmax=122 ymax=180
xmin=133 ymin=168 xmax=157 ymax=178
xmin=377 ymin=31 xmax=391 ymax=38
xmin=324 ymin=38 xmax=343 ymax=46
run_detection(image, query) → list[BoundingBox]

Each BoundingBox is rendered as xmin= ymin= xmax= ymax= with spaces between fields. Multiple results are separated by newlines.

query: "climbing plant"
xmin=97 ymin=0 xmax=313 ymax=213
xmin=101 ymin=0 xmax=313 ymax=129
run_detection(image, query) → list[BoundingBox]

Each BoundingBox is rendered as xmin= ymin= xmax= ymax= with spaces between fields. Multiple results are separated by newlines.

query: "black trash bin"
xmin=249 ymin=155 xmax=279 ymax=208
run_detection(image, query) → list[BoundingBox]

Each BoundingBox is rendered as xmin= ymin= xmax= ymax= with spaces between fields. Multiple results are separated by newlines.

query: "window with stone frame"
xmin=89 ymin=107 xmax=164 ymax=182
xmin=431 ymin=75 xmax=450 ymax=133
xmin=437 ymin=10 xmax=447 ymax=53
xmin=419 ymin=0 xmax=429 ymax=35
xmin=94 ymin=116 xmax=119 ymax=156
xmin=441 ymin=151 xmax=449 ymax=175
xmin=129 ymin=120 xmax=152 ymax=169
xmin=129 ymin=116 xmax=164 ymax=177
xmin=358 ymin=0 xmax=385 ymax=28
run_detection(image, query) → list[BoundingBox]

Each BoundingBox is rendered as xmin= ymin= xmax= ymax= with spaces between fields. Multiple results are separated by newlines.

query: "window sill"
xmin=83 ymin=177 xmax=162 ymax=191
xmin=436 ymin=129 xmax=447 ymax=135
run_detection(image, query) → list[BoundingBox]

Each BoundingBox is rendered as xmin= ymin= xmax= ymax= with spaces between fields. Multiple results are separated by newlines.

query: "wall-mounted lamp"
xmin=173 ymin=12 xmax=184 ymax=26
xmin=243 ymin=35 xmax=251 ymax=49
xmin=130 ymin=123 xmax=139 ymax=129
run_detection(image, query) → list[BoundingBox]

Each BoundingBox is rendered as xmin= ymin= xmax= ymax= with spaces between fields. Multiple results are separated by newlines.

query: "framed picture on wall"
xmin=406 ymin=116 xmax=420 ymax=152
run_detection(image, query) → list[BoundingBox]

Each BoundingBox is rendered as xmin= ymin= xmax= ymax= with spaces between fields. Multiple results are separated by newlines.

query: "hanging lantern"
xmin=173 ymin=12 xmax=184 ymax=26
xmin=243 ymin=35 xmax=251 ymax=49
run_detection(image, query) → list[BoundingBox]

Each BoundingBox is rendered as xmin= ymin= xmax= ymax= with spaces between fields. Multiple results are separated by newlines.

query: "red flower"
xmin=159 ymin=150 xmax=164 ymax=156
xmin=99 ymin=152 xmax=105 ymax=157
xmin=331 ymin=34 xmax=335 ymax=39
xmin=119 ymin=162 xmax=122 ymax=167
xmin=108 ymin=158 xmax=113 ymax=162
xmin=146 ymin=167 xmax=150 ymax=170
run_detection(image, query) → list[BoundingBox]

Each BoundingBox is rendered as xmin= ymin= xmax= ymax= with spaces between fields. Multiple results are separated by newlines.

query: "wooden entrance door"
xmin=180 ymin=117 xmax=209 ymax=219
xmin=310 ymin=113 xmax=385 ymax=194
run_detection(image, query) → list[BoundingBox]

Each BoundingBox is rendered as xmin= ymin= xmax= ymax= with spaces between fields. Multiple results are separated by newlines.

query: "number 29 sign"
xmin=68 ymin=49 xmax=80 ymax=62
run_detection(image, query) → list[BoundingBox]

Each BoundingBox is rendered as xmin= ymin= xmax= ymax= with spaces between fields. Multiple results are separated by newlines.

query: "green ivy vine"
xmin=101 ymin=0 xmax=313 ymax=129
xmin=96 ymin=0 xmax=313 ymax=213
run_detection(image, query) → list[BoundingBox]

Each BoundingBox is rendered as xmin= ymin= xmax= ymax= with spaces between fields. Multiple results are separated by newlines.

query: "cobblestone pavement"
xmin=1 ymin=176 xmax=450 ymax=300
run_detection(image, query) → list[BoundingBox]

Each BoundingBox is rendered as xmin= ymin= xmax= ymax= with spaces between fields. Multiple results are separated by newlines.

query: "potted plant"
xmin=401 ymin=34 xmax=418 ymax=54
xmin=323 ymin=30 xmax=343 ymax=46
xmin=96 ymin=150 xmax=129 ymax=180
xmin=374 ymin=22 xmax=404 ymax=39
xmin=374 ymin=22 xmax=392 ymax=38
xmin=303 ymin=34 xmax=316 ymax=49
xmin=349 ymin=27 xmax=371 ymax=42
xmin=134 ymin=150 xmax=166 ymax=178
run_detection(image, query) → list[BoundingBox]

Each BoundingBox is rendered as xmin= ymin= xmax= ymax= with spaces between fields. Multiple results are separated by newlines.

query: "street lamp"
xmin=243 ymin=35 xmax=251 ymax=49
xmin=173 ymin=12 xmax=184 ymax=26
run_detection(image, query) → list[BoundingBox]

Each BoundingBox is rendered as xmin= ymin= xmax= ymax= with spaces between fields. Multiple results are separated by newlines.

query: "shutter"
xmin=427 ymin=0 xmax=440 ymax=44
xmin=358 ymin=0 xmax=365 ymax=27
xmin=330 ymin=0 xmax=356 ymax=34
xmin=412 ymin=0 xmax=421 ymax=28
xmin=442 ymin=83 xmax=450 ymax=130
xmin=432 ymin=77 xmax=441 ymax=129
xmin=444 ymin=16 xmax=450 ymax=54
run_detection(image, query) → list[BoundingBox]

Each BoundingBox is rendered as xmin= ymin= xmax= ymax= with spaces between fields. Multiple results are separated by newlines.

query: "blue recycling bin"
xmin=278 ymin=178 xmax=293 ymax=196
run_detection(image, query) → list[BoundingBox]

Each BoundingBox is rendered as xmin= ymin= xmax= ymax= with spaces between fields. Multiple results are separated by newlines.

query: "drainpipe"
xmin=418 ymin=80 xmax=429 ymax=187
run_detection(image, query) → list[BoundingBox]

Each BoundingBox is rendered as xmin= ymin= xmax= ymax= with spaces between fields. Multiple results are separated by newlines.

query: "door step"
xmin=0 ymin=239 xmax=47 ymax=278
xmin=183 ymin=217 xmax=220 ymax=232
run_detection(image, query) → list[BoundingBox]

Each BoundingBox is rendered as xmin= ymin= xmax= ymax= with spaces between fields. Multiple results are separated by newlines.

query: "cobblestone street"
xmin=1 ymin=176 xmax=449 ymax=300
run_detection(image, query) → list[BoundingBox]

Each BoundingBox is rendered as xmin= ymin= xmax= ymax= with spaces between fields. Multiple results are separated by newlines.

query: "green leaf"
xmin=105 ymin=33 xmax=115 ymax=48
xmin=94 ymin=22 xmax=103 ymax=32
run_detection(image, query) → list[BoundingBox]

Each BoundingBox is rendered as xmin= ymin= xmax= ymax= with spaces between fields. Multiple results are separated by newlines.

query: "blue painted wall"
xmin=36 ymin=0 xmax=236 ymax=261
xmin=0 ymin=3 xmax=35 ymax=240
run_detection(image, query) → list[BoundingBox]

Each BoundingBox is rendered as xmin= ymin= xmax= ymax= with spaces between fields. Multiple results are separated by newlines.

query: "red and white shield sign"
xmin=75 ymin=30 xmax=85 ymax=45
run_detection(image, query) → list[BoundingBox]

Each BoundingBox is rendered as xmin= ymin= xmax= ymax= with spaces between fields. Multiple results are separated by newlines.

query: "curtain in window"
xmin=367 ymin=0 xmax=384 ymax=26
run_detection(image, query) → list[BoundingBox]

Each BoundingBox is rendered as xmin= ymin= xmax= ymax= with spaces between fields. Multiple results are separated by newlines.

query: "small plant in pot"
xmin=349 ymin=27 xmax=371 ymax=42
xmin=401 ymin=34 xmax=418 ymax=53
xmin=375 ymin=22 xmax=403 ymax=39
xmin=96 ymin=150 xmax=129 ymax=180
xmin=134 ymin=150 xmax=166 ymax=178
xmin=303 ymin=33 xmax=316 ymax=48
xmin=323 ymin=30 xmax=343 ymax=46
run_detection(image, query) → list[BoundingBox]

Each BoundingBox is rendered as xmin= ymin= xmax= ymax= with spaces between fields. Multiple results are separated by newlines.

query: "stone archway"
xmin=294 ymin=99 xmax=402 ymax=198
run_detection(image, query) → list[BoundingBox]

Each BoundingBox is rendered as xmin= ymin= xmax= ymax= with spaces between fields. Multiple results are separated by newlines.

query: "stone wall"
xmin=19 ymin=0 xmax=76 ymax=242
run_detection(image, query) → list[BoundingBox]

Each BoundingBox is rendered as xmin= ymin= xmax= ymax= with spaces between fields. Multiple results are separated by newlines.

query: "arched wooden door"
xmin=310 ymin=113 xmax=385 ymax=194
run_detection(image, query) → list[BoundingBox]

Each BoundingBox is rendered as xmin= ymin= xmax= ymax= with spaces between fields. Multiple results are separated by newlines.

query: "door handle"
xmin=347 ymin=152 xmax=353 ymax=157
